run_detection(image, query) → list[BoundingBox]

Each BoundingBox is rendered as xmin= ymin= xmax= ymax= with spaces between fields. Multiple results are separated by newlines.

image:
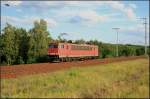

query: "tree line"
xmin=0 ymin=19 xmax=149 ymax=65
xmin=0 ymin=19 xmax=51 ymax=65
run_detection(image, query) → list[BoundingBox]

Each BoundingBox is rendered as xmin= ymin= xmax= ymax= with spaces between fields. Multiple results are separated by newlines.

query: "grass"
xmin=1 ymin=58 xmax=149 ymax=98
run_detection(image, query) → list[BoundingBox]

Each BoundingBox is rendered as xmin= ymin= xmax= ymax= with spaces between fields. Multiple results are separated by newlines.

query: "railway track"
xmin=0 ymin=56 xmax=147 ymax=79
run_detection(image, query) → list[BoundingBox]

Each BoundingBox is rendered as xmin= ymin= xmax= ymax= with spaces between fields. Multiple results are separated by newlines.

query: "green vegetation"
xmin=0 ymin=20 xmax=149 ymax=65
xmin=27 ymin=19 xmax=50 ymax=64
xmin=1 ymin=58 xmax=149 ymax=98
xmin=0 ymin=20 xmax=52 ymax=65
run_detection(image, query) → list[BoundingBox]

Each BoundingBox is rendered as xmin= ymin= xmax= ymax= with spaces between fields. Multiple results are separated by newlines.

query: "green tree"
xmin=28 ymin=19 xmax=50 ymax=63
xmin=0 ymin=24 xmax=29 ymax=65
xmin=16 ymin=28 xmax=29 ymax=64
xmin=119 ymin=46 xmax=130 ymax=56
xmin=86 ymin=40 xmax=100 ymax=45
xmin=136 ymin=47 xmax=145 ymax=56
xmin=0 ymin=33 xmax=4 ymax=64
xmin=67 ymin=40 xmax=73 ymax=43
xmin=1 ymin=23 xmax=16 ymax=65
xmin=75 ymin=39 xmax=85 ymax=44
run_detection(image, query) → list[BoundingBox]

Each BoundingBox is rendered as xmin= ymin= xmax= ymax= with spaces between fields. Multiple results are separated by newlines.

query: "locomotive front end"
xmin=48 ymin=43 xmax=59 ymax=61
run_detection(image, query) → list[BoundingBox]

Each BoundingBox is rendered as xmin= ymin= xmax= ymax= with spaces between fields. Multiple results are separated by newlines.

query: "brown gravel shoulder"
xmin=0 ymin=56 xmax=147 ymax=79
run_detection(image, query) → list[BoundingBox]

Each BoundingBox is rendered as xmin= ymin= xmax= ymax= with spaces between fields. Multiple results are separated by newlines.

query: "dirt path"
xmin=0 ymin=56 xmax=147 ymax=79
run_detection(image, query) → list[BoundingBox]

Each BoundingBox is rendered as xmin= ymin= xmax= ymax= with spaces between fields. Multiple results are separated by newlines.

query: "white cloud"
xmin=16 ymin=9 xmax=22 ymax=13
xmin=2 ymin=1 xmax=136 ymax=20
xmin=45 ymin=18 xmax=57 ymax=28
xmin=55 ymin=1 xmax=136 ymax=22
xmin=129 ymin=4 xmax=137 ymax=9
xmin=117 ymin=24 xmax=149 ymax=45
xmin=106 ymin=1 xmax=136 ymax=20
xmin=57 ymin=9 xmax=108 ymax=26
xmin=77 ymin=10 xmax=107 ymax=23
xmin=124 ymin=8 xmax=136 ymax=19
xmin=1 ymin=16 xmax=57 ymax=28
xmin=2 ymin=1 xmax=138 ymax=28
xmin=109 ymin=1 xmax=125 ymax=10
xmin=121 ymin=25 xmax=143 ymax=34
xmin=120 ymin=24 xmax=149 ymax=38
xmin=2 ymin=1 xmax=22 ymax=6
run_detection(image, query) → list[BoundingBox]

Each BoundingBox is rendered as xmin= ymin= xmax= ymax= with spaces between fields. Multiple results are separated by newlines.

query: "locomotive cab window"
xmin=49 ymin=44 xmax=58 ymax=48
xmin=60 ymin=45 xmax=64 ymax=48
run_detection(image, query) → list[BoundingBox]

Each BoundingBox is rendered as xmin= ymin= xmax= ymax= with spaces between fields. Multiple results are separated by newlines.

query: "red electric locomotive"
xmin=48 ymin=43 xmax=99 ymax=61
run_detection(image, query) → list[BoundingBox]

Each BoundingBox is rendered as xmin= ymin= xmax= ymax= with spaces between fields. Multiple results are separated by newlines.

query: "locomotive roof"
xmin=49 ymin=42 xmax=98 ymax=47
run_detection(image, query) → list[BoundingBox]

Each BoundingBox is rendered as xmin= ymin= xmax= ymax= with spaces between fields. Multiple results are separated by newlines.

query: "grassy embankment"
xmin=1 ymin=58 xmax=149 ymax=98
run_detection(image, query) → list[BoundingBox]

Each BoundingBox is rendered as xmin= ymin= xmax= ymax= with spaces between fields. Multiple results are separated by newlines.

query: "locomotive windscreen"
xmin=48 ymin=44 xmax=58 ymax=48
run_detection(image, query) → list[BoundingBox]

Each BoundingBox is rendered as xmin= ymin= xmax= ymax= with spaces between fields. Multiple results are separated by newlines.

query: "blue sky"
xmin=1 ymin=1 xmax=149 ymax=45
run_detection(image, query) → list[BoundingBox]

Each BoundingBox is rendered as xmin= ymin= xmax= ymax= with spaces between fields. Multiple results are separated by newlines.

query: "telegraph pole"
xmin=139 ymin=17 xmax=147 ymax=56
xmin=112 ymin=28 xmax=120 ymax=57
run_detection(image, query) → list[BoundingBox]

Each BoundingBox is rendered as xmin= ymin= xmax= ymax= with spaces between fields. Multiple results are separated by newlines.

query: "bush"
xmin=136 ymin=47 xmax=144 ymax=56
xmin=14 ymin=56 xmax=24 ymax=64
xmin=101 ymin=47 xmax=113 ymax=58
xmin=36 ymin=55 xmax=50 ymax=63
xmin=0 ymin=61 xmax=7 ymax=66
xmin=27 ymin=57 xmax=37 ymax=64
